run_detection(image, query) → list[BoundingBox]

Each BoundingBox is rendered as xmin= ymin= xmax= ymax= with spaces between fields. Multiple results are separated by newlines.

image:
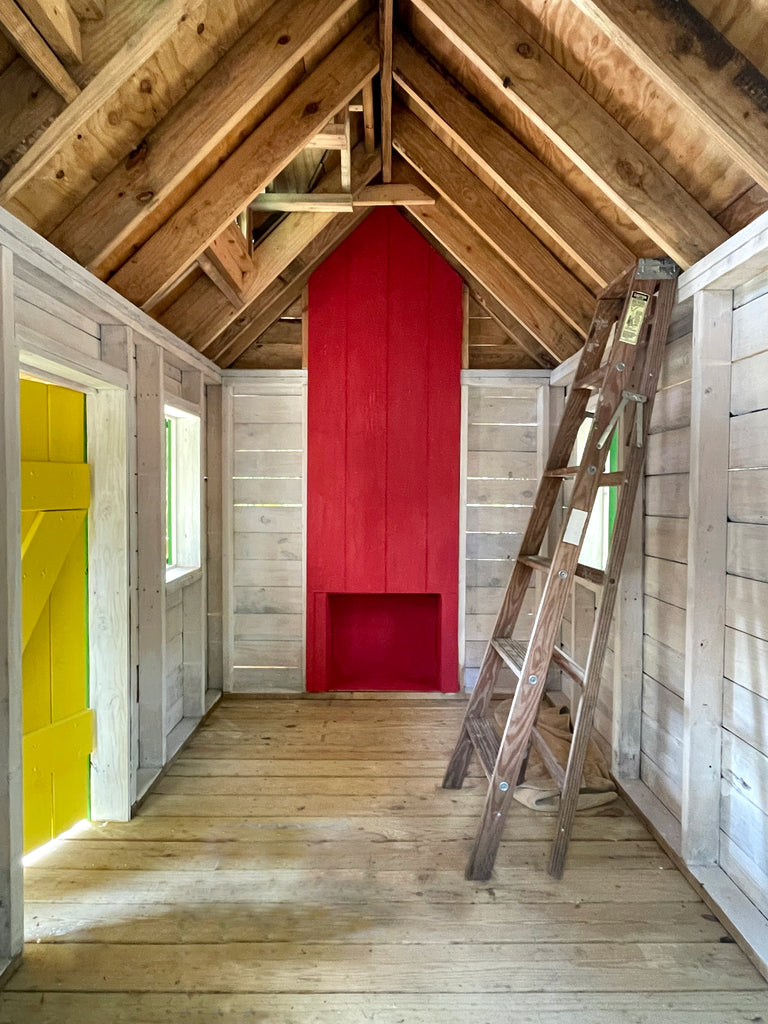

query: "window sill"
xmin=165 ymin=565 xmax=202 ymax=592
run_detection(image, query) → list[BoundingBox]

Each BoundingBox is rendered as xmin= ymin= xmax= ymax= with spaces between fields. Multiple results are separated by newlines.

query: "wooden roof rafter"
xmin=47 ymin=0 xmax=365 ymax=279
xmin=394 ymin=157 xmax=581 ymax=362
xmin=208 ymin=207 xmax=375 ymax=367
xmin=391 ymin=33 xmax=633 ymax=289
xmin=0 ymin=0 xmax=80 ymax=101
xmin=409 ymin=0 xmax=728 ymax=267
xmin=392 ymin=101 xmax=595 ymax=336
xmin=160 ymin=143 xmax=382 ymax=350
xmin=107 ymin=12 xmax=380 ymax=310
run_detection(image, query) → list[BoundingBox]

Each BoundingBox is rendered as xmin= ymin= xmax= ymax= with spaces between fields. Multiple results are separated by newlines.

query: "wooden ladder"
xmin=445 ymin=259 xmax=680 ymax=881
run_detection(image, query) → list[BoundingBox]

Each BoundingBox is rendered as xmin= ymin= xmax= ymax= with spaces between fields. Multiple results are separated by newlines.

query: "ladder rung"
xmin=530 ymin=725 xmax=566 ymax=790
xmin=551 ymin=646 xmax=585 ymax=689
xmin=573 ymin=366 xmax=606 ymax=390
xmin=492 ymin=635 xmax=585 ymax=690
xmin=518 ymin=554 xmax=605 ymax=588
xmin=466 ymin=716 xmax=500 ymax=778
xmin=544 ymin=467 xmax=623 ymax=486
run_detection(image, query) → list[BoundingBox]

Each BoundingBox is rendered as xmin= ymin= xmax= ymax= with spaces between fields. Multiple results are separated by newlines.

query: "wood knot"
xmin=135 ymin=190 xmax=154 ymax=204
xmin=516 ymin=42 xmax=532 ymax=58
xmin=139 ymin=78 xmax=152 ymax=94
xmin=126 ymin=139 xmax=148 ymax=170
xmin=615 ymin=158 xmax=642 ymax=189
xmin=197 ymin=22 xmax=204 ymax=34
xmin=107 ymin=109 xmax=120 ymax=126
xmin=304 ymin=101 xmax=320 ymax=115
xmin=277 ymin=34 xmax=290 ymax=44
xmin=502 ymin=76 xmax=512 ymax=89
xmin=55 ymin=169 xmax=65 ymax=179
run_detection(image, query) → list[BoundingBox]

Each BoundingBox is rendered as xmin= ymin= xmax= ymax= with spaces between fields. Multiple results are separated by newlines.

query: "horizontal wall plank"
xmin=641 ymin=714 xmax=683 ymax=787
xmin=731 ymin=349 xmax=768 ymax=416
xmin=658 ymin=335 xmax=692 ymax=390
xmin=233 ymin=587 xmax=303 ymax=615
xmin=230 ymin=667 xmax=304 ymax=692
xmin=233 ymin=507 xmax=303 ymax=534
xmin=467 ymin=393 xmax=538 ymax=423
xmin=724 ymin=626 xmax=768 ymax=699
xmin=720 ymin=780 xmax=768 ymax=877
xmin=645 ymin=427 xmax=690 ymax=476
xmin=645 ymin=474 xmax=689 ymax=518
xmin=644 ymin=596 xmax=686 ymax=655
xmin=722 ymin=730 xmax=768 ymax=818
xmin=730 ymin=409 xmax=768 ymax=470
xmin=723 ymin=680 xmax=768 ymax=757
xmin=729 ymin=468 xmax=768 ymax=524
xmin=640 ymin=751 xmax=682 ymax=821
xmin=233 ymin=478 xmax=303 ymax=504
xmin=648 ymin=381 xmax=691 ymax=434
xmin=727 ymin=523 xmax=768 ymax=583
xmin=467 ymin=424 xmax=537 ymax=452
xmin=233 ymin=395 xmax=303 ymax=424
xmin=720 ymin=831 xmax=768 ymax=920
xmin=466 ymin=451 xmax=537 ymax=479
xmin=234 ymin=451 xmax=303 ymax=477
xmin=644 ymin=517 xmax=688 ymax=564
xmin=234 ymin=422 xmax=303 ymax=451
xmin=642 ymin=635 xmax=685 ymax=697
xmin=465 ymin=560 xmax=514 ymax=589
xmin=465 ymin=506 xmax=530 ymax=534
xmin=642 ymin=675 xmax=684 ymax=741
xmin=466 ymin=479 xmax=536 ymax=505
xmin=726 ymin=575 xmax=768 ymax=640
xmin=233 ymin=614 xmax=303 ymax=641
xmin=234 ymin=560 xmax=303 ymax=588
xmin=643 ymin=556 xmax=687 ymax=610
xmin=232 ymin=640 xmax=303 ymax=668
xmin=233 ymin=533 xmax=302 ymax=562
xmin=732 ymin=290 xmax=768 ymax=362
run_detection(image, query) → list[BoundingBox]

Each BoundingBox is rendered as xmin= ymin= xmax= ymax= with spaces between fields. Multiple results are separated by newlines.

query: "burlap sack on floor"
xmin=493 ymin=700 xmax=617 ymax=812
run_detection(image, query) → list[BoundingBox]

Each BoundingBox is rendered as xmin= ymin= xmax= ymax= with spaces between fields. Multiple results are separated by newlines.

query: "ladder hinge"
xmin=636 ymin=257 xmax=680 ymax=280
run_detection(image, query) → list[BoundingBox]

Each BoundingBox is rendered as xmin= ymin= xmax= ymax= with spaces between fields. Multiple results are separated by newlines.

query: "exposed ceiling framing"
xmin=1 ymin=0 xmax=767 ymax=369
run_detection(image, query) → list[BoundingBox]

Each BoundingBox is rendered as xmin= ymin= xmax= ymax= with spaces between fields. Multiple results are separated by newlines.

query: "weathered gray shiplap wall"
xmin=720 ymin=274 xmax=768 ymax=919
xmin=640 ymin=302 xmax=693 ymax=821
xmin=225 ymin=374 xmax=306 ymax=693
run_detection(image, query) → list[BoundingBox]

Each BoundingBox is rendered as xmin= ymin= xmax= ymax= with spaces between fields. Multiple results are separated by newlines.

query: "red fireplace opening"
xmin=327 ymin=593 xmax=441 ymax=691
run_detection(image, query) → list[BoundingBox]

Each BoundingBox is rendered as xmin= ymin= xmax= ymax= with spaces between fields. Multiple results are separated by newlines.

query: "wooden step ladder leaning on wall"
xmin=444 ymin=259 xmax=680 ymax=881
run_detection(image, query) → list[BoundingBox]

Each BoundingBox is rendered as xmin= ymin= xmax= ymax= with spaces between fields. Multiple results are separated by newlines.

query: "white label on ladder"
xmin=618 ymin=291 xmax=650 ymax=346
xmin=563 ymin=508 xmax=589 ymax=546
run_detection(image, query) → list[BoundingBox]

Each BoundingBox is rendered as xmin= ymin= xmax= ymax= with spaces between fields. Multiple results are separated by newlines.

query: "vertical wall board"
xmin=87 ymin=381 xmax=131 ymax=821
xmin=205 ymin=384 xmax=224 ymax=697
xmin=135 ymin=340 xmax=166 ymax=768
xmin=0 ymin=245 xmax=23 ymax=965
xmin=222 ymin=384 xmax=234 ymax=691
xmin=681 ymin=290 xmax=732 ymax=865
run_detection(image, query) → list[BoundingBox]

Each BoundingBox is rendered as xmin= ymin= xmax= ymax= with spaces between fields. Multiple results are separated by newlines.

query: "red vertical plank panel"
xmin=307 ymin=209 xmax=462 ymax=691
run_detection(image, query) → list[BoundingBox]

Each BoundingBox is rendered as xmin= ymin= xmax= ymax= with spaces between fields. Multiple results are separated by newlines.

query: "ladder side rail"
xmin=464 ymin=270 xmax=667 ymax=880
xmin=442 ymin=294 xmax=625 ymax=789
xmin=547 ymin=277 xmax=679 ymax=877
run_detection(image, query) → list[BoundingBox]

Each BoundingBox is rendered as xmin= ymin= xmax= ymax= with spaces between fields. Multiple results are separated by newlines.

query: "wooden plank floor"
xmin=2 ymin=694 xmax=767 ymax=1023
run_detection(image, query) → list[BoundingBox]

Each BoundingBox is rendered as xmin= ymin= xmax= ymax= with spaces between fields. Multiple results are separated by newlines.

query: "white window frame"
xmin=164 ymin=404 xmax=201 ymax=581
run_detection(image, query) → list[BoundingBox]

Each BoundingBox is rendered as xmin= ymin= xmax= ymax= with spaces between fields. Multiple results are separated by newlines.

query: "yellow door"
xmin=20 ymin=379 xmax=93 ymax=854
